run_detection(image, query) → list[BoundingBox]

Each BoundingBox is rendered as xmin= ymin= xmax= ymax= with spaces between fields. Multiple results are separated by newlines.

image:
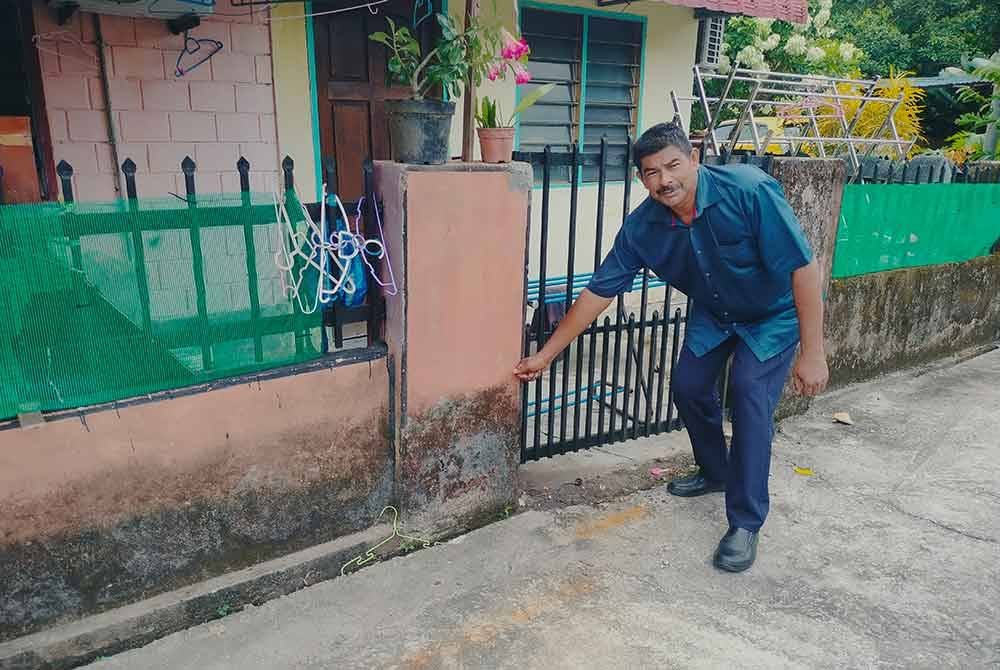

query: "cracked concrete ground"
xmin=87 ymin=350 xmax=1000 ymax=669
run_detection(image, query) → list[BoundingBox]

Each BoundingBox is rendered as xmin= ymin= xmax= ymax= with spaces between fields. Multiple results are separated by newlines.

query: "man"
xmin=514 ymin=121 xmax=829 ymax=572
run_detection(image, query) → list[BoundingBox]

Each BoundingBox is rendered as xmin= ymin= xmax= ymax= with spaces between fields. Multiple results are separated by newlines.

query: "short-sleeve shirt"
xmin=587 ymin=163 xmax=813 ymax=362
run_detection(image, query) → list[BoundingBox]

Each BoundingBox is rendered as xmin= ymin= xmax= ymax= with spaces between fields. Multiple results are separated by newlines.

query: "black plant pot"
xmin=385 ymin=99 xmax=456 ymax=165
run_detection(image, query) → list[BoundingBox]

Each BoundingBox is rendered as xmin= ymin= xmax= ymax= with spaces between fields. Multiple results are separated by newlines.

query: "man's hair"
xmin=632 ymin=120 xmax=693 ymax=171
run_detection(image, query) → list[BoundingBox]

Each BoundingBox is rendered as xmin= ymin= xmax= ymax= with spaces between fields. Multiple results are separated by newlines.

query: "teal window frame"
xmin=515 ymin=0 xmax=646 ymax=186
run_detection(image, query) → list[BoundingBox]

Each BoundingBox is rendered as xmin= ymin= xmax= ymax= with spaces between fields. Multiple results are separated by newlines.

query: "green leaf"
xmin=369 ymin=32 xmax=389 ymax=45
xmin=511 ymin=83 xmax=556 ymax=117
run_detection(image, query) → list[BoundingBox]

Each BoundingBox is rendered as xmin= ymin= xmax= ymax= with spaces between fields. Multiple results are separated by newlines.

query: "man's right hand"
xmin=514 ymin=353 xmax=551 ymax=382
xmin=513 ymin=289 xmax=614 ymax=383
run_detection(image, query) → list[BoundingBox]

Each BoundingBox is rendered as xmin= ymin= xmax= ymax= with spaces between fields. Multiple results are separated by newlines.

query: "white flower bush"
xmin=785 ymin=34 xmax=808 ymax=57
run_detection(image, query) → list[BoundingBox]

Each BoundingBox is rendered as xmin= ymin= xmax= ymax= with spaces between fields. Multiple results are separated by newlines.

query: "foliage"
xmin=700 ymin=1 xmax=929 ymax=154
xmin=945 ymin=52 xmax=1000 ymax=162
xmin=718 ymin=0 xmax=862 ymax=78
xmin=370 ymin=14 xmax=502 ymax=100
xmin=695 ymin=0 xmax=864 ymax=130
xmin=833 ymin=0 xmax=1000 ymax=78
xmin=475 ymin=84 xmax=556 ymax=128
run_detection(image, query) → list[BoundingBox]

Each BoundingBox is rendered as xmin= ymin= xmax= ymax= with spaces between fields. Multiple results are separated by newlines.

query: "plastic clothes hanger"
xmin=174 ymin=30 xmax=223 ymax=77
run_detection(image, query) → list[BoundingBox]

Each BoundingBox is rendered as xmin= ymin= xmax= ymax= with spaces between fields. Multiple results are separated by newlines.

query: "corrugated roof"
xmin=907 ymin=73 xmax=988 ymax=88
xmin=657 ymin=0 xmax=809 ymax=23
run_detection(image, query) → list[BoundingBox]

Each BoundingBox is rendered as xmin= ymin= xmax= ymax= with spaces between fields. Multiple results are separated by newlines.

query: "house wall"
xmin=32 ymin=0 xmax=281 ymax=200
xmin=0 ymin=357 xmax=393 ymax=642
xmin=444 ymin=0 xmax=699 ymax=281
xmin=269 ymin=1 xmax=321 ymax=200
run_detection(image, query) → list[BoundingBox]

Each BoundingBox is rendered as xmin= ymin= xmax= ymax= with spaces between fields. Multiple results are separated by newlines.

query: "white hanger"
xmin=32 ymin=30 xmax=98 ymax=69
xmin=266 ymin=0 xmax=388 ymax=23
xmin=273 ymin=184 xmax=357 ymax=315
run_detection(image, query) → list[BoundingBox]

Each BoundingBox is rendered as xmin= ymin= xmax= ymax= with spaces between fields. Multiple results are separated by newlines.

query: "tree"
xmin=946 ymin=53 xmax=1000 ymax=161
xmin=718 ymin=0 xmax=862 ymax=78
xmin=834 ymin=0 xmax=1000 ymax=78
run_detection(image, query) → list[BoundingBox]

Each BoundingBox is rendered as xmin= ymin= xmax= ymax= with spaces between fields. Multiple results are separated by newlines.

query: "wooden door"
xmin=313 ymin=0 xmax=436 ymax=201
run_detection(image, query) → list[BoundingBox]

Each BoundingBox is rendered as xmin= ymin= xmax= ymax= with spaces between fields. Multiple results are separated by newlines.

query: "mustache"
xmin=657 ymin=185 xmax=679 ymax=196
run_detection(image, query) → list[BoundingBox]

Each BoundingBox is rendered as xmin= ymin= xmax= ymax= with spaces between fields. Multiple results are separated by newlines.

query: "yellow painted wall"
xmin=270 ymin=2 xmax=320 ymax=200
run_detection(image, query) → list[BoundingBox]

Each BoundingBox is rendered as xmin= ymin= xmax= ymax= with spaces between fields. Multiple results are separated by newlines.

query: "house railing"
xmin=0 ymin=154 xmax=385 ymax=422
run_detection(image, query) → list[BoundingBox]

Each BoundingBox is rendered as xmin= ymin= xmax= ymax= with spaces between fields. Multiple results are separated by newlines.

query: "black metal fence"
xmin=513 ymin=146 xmax=1000 ymax=463
xmin=846 ymin=156 xmax=1000 ymax=184
xmin=514 ymin=139 xmax=688 ymax=462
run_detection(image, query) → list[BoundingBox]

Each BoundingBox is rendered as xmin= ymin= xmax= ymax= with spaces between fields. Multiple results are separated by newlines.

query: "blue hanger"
xmin=412 ymin=0 xmax=433 ymax=29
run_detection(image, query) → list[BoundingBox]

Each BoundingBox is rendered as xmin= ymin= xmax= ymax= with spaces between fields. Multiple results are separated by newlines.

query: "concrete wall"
xmin=376 ymin=161 xmax=530 ymax=533
xmin=826 ymin=254 xmax=1000 ymax=387
xmin=33 ymin=0 xmax=280 ymax=200
xmin=0 ymin=357 xmax=392 ymax=641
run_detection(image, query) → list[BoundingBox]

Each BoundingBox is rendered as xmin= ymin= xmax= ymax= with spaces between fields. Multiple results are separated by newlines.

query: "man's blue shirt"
xmin=587 ymin=164 xmax=813 ymax=362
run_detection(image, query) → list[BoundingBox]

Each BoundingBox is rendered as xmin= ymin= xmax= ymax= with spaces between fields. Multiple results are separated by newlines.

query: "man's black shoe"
xmin=666 ymin=471 xmax=726 ymax=497
xmin=713 ymin=527 xmax=758 ymax=573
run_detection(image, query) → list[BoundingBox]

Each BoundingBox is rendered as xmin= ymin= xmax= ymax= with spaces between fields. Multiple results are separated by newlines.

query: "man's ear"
xmin=691 ymin=147 xmax=701 ymax=165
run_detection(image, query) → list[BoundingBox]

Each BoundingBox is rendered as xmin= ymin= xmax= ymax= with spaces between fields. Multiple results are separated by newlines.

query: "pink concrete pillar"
xmin=374 ymin=162 xmax=532 ymax=532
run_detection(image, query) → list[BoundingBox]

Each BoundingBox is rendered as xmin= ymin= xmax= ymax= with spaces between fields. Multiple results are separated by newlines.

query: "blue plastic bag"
xmin=326 ymin=195 xmax=368 ymax=308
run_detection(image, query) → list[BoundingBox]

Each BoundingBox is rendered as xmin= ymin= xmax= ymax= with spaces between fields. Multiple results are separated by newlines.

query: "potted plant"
xmin=370 ymin=15 xmax=502 ymax=165
xmin=475 ymin=29 xmax=551 ymax=163
xmin=476 ymin=85 xmax=555 ymax=163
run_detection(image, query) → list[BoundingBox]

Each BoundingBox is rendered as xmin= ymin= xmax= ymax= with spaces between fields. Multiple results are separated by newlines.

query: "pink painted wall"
xmin=32 ymin=0 xmax=279 ymax=201
xmin=0 ymin=357 xmax=393 ymax=639
xmin=374 ymin=162 xmax=530 ymax=530
xmin=376 ymin=163 xmax=532 ymax=419
xmin=403 ymin=169 xmax=529 ymax=415
xmin=0 ymin=361 xmax=389 ymax=546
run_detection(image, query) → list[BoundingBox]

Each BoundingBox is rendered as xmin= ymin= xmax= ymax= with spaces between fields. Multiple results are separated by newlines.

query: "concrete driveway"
xmin=89 ymin=350 xmax=1000 ymax=669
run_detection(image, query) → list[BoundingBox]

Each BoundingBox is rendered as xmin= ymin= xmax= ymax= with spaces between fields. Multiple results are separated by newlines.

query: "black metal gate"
xmin=514 ymin=144 xmax=1000 ymax=463
xmin=515 ymin=140 xmax=688 ymax=463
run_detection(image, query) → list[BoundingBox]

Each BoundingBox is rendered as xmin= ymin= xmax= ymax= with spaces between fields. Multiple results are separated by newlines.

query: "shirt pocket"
xmin=716 ymin=237 xmax=759 ymax=269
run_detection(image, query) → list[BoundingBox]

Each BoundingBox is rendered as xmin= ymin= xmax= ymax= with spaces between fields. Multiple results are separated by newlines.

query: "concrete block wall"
xmin=33 ymin=0 xmax=280 ymax=201
xmin=0 ymin=355 xmax=393 ymax=642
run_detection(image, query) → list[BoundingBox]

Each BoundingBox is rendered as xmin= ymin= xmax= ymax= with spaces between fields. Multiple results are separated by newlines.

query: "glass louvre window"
xmin=519 ymin=8 xmax=642 ymax=183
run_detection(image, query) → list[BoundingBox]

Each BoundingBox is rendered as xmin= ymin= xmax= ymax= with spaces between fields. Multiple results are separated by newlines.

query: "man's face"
xmin=639 ymin=145 xmax=700 ymax=211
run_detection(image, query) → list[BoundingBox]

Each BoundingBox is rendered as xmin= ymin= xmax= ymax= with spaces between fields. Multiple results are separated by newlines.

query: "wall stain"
xmin=0 ymin=405 xmax=394 ymax=642
xmin=1 ymin=409 xmax=391 ymax=547
xmin=825 ymin=255 xmax=1000 ymax=387
xmin=398 ymin=384 xmax=520 ymax=527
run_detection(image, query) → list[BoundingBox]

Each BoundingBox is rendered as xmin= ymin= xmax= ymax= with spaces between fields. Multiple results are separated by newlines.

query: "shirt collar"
xmin=695 ymin=164 xmax=723 ymax=215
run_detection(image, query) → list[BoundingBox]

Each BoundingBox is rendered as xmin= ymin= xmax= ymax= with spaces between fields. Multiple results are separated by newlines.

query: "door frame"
xmin=308 ymin=0 xmax=443 ymax=198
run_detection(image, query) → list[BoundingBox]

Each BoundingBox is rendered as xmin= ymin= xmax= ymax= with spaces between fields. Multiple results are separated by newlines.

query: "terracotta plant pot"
xmin=477 ymin=127 xmax=516 ymax=163
xmin=385 ymin=99 xmax=457 ymax=165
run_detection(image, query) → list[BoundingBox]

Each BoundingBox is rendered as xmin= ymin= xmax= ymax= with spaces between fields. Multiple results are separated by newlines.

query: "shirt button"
xmin=705 ymin=272 xmax=711 ymax=278
xmin=723 ymin=311 xmax=729 ymax=317
xmin=714 ymin=293 xmax=720 ymax=299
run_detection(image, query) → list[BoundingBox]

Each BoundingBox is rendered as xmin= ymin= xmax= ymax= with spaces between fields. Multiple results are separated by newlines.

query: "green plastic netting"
xmin=832 ymin=183 xmax=1000 ymax=278
xmin=0 ymin=192 xmax=328 ymax=421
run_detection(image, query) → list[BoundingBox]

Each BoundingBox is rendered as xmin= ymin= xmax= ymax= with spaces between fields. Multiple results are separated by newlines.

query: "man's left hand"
xmin=792 ymin=351 xmax=829 ymax=397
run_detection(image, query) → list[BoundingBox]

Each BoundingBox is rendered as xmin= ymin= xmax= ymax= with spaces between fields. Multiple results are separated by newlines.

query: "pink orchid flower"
xmin=501 ymin=28 xmax=530 ymax=61
xmin=511 ymin=60 xmax=532 ymax=84
xmin=487 ymin=62 xmax=503 ymax=81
